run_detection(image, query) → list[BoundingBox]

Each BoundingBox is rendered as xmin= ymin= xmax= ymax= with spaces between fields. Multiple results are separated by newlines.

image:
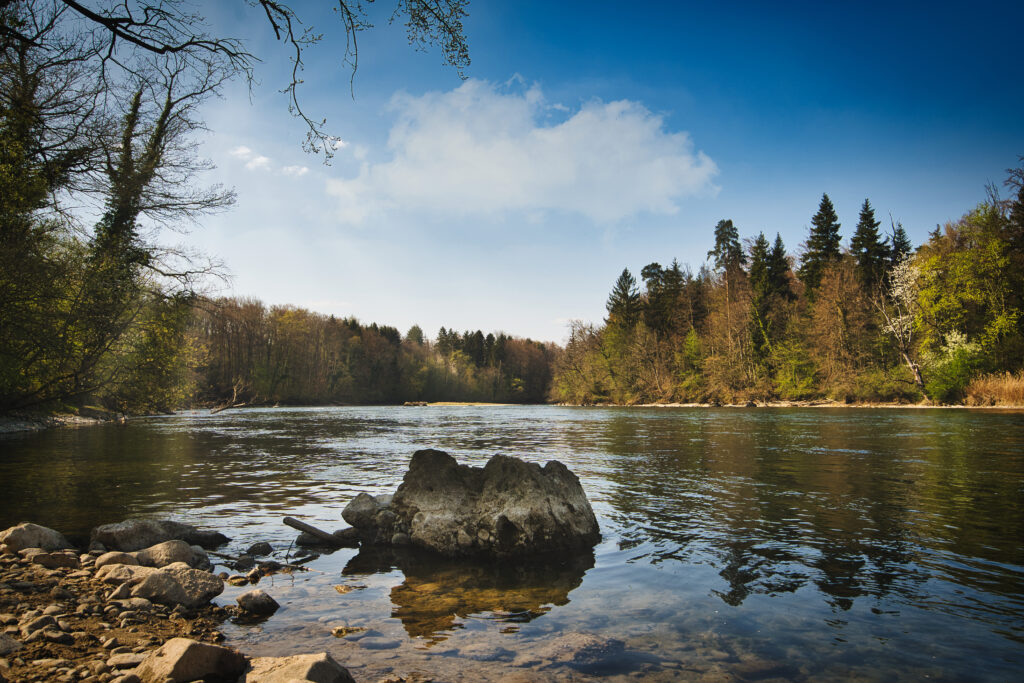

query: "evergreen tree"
xmin=768 ymin=233 xmax=793 ymax=300
xmin=850 ymin=198 xmax=889 ymax=293
xmin=798 ymin=193 xmax=842 ymax=295
xmin=606 ymin=268 xmax=641 ymax=327
xmin=708 ymin=219 xmax=747 ymax=272
xmin=889 ymin=220 xmax=913 ymax=267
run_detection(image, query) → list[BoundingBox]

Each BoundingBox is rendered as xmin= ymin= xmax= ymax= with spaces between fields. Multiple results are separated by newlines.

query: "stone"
xmin=246 ymin=542 xmax=273 ymax=556
xmin=341 ymin=493 xmax=381 ymax=530
xmin=344 ymin=449 xmax=600 ymax=557
xmin=20 ymin=614 xmax=56 ymax=638
xmin=160 ymin=564 xmax=223 ymax=606
xmin=0 ymin=634 xmax=21 ymax=656
xmin=95 ymin=552 xmax=140 ymax=569
xmin=134 ymin=638 xmax=246 ymax=683
xmin=133 ymin=540 xmax=207 ymax=569
xmin=90 ymin=520 xmax=228 ymax=552
xmin=0 ymin=524 xmax=73 ymax=552
xmin=30 ymin=551 xmax=80 ymax=569
xmin=241 ymin=652 xmax=355 ymax=682
xmin=236 ymin=589 xmax=279 ymax=615
xmin=227 ymin=575 xmax=250 ymax=586
xmin=106 ymin=652 xmax=146 ymax=669
xmin=95 ymin=564 xmax=161 ymax=586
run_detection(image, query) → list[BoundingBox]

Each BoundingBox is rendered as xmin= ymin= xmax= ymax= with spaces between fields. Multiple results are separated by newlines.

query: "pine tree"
xmin=798 ymin=193 xmax=842 ymax=295
xmin=850 ymin=198 xmax=889 ymax=294
xmin=606 ymin=268 xmax=641 ymax=328
xmin=708 ymin=219 xmax=747 ymax=272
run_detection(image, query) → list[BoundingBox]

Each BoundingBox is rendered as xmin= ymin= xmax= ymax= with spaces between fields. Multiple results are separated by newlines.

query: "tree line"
xmin=189 ymin=299 xmax=556 ymax=407
xmin=552 ymin=165 xmax=1024 ymax=406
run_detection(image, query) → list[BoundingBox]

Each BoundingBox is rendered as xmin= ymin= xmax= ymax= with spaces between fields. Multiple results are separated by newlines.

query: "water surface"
xmin=2 ymin=406 xmax=1023 ymax=680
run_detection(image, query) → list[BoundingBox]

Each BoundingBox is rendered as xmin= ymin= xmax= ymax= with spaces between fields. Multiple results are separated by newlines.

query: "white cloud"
xmin=325 ymin=79 xmax=718 ymax=224
xmin=246 ymin=155 xmax=271 ymax=171
xmin=229 ymin=145 xmax=253 ymax=159
xmin=282 ymin=165 xmax=310 ymax=177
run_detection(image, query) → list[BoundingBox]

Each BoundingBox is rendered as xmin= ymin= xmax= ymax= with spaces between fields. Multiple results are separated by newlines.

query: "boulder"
xmin=342 ymin=449 xmax=600 ymax=557
xmin=0 ymin=523 xmax=72 ymax=552
xmin=134 ymin=638 xmax=246 ymax=683
xmin=90 ymin=519 xmax=228 ymax=552
xmin=133 ymin=540 xmax=208 ymax=569
xmin=132 ymin=563 xmax=223 ymax=608
xmin=95 ymin=564 xmax=161 ymax=586
xmin=236 ymin=589 xmax=279 ymax=615
xmin=241 ymin=652 xmax=355 ymax=683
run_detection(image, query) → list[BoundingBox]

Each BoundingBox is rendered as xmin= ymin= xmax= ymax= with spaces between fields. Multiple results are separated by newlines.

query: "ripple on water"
xmin=1 ymin=405 xmax=1023 ymax=679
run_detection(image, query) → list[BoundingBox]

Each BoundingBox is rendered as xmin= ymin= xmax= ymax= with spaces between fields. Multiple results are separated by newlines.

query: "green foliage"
xmin=606 ymin=268 xmax=641 ymax=328
xmin=923 ymin=332 xmax=985 ymax=404
xmin=851 ymin=198 xmax=889 ymax=294
xmin=708 ymin=219 xmax=747 ymax=272
xmin=798 ymin=193 xmax=843 ymax=295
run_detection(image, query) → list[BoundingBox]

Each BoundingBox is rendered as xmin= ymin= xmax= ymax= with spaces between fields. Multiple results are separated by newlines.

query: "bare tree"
xmin=3 ymin=0 xmax=471 ymax=160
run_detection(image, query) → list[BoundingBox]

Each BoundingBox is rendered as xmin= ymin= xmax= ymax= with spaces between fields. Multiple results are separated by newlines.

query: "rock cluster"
xmin=341 ymin=449 xmax=600 ymax=557
xmin=0 ymin=521 xmax=354 ymax=683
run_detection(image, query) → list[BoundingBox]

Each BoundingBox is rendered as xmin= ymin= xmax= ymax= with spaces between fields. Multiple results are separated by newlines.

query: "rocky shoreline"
xmin=0 ymin=522 xmax=357 ymax=683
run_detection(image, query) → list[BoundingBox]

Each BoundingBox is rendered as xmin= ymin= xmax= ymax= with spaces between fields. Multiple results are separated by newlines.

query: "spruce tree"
xmin=889 ymin=221 xmax=913 ymax=267
xmin=769 ymin=233 xmax=793 ymax=300
xmin=850 ymin=198 xmax=888 ymax=293
xmin=606 ymin=268 xmax=641 ymax=327
xmin=798 ymin=193 xmax=842 ymax=295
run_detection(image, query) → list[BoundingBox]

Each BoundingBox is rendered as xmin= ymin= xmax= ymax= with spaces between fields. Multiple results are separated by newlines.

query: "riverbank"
xmin=0 ymin=548 xmax=232 ymax=682
xmin=0 ymin=414 xmax=110 ymax=435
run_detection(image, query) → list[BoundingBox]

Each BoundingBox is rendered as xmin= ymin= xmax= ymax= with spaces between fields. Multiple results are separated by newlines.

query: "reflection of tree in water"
xmin=596 ymin=411 xmax=989 ymax=611
xmin=343 ymin=546 xmax=594 ymax=642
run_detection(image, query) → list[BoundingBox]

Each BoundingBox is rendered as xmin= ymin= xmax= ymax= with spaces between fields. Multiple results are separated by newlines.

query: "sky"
xmin=184 ymin=1 xmax=1024 ymax=343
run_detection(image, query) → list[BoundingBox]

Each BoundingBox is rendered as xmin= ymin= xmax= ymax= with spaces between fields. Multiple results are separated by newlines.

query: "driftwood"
xmin=283 ymin=516 xmax=342 ymax=547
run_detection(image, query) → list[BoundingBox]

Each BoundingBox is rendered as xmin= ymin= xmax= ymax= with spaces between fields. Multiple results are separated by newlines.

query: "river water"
xmin=1 ymin=406 xmax=1023 ymax=680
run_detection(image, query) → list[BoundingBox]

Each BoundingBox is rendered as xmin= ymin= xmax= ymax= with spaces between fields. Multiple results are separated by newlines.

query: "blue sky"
xmin=189 ymin=1 xmax=1024 ymax=342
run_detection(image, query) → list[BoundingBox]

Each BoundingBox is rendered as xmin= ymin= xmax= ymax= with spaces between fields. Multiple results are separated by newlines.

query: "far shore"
xmin=5 ymin=399 xmax=1023 ymax=435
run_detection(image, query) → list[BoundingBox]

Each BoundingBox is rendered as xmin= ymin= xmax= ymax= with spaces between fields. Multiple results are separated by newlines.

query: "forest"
xmin=2 ymin=3 xmax=1023 ymax=416
xmin=553 ymin=173 xmax=1024 ymax=406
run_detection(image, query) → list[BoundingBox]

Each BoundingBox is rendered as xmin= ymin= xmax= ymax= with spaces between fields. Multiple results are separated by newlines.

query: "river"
xmin=1 ymin=406 xmax=1023 ymax=680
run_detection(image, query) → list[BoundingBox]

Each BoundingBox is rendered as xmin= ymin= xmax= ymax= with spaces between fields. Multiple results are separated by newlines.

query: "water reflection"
xmin=342 ymin=546 xmax=594 ymax=642
xmin=2 ymin=406 xmax=1024 ymax=678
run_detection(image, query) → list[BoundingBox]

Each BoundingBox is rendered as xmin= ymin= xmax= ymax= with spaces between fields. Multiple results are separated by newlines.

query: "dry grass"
xmin=965 ymin=371 xmax=1024 ymax=406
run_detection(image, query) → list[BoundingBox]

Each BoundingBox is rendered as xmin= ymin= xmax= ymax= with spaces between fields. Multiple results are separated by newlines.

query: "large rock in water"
xmin=90 ymin=519 xmax=229 ymax=551
xmin=343 ymin=449 xmax=600 ymax=557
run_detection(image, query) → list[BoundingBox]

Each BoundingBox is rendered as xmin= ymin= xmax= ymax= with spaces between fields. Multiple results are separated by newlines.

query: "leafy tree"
xmin=606 ymin=268 xmax=641 ymax=328
xmin=798 ymin=193 xmax=842 ymax=295
xmin=850 ymin=199 xmax=889 ymax=294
